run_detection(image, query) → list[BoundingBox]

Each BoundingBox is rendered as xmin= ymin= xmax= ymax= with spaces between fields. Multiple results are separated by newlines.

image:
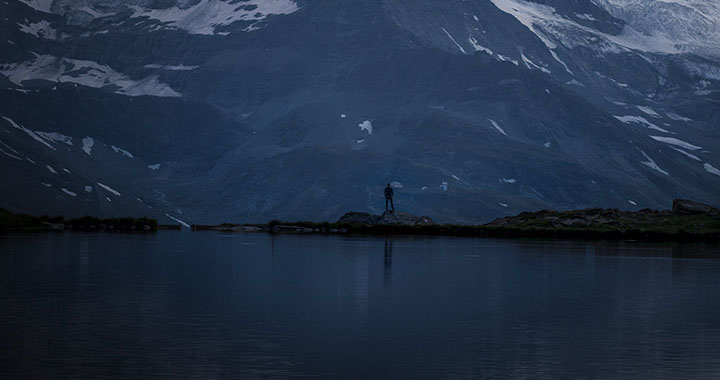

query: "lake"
xmin=1 ymin=232 xmax=720 ymax=379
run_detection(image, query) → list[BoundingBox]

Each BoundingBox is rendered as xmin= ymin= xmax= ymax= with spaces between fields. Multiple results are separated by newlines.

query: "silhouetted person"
xmin=384 ymin=183 xmax=394 ymax=212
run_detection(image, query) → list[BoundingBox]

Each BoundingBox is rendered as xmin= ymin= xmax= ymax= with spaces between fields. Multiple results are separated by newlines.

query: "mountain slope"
xmin=1 ymin=0 xmax=719 ymax=224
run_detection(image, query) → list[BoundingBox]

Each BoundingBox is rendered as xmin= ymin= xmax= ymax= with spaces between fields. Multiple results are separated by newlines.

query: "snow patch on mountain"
xmin=111 ymin=145 xmax=134 ymax=158
xmin=639 ymin=149 xmax=668 ymax=175
xmin=129 ymin=0 xmax=299 ymax=35
xmin=704 ymin=163 xmax=720 ymax=176
xmin=2 ymin=116 xmax=55 ymax=149
xmin=37 ymin=131 xmax=72 ymax=146
xmin=19 ymin=0 xmax=52 ymax=13
xmin=18 ymin=20 xmax=57 ymax=40
xmin=144 ymin=64 xmax=199 ymax=71
xmin=649 ymin=136 xmax=701 ymax=150
xmin=359 ymin=120 xmax=373 ymax=135
xmin=0 ymin=54 xmax=181 ymax=98
xmin=488 ymin=119 xmax=508 ymax=136
xmin=668 ymin=146 xmax=701 ymax=161
xmin=614 ymin=115 xmax=669 ymax=133
xmin=489 ymin=0 xmax=685 ymax=59
xmin=594 ymin=0 xmax=720 ymax=58
xmin=97 ymin=182 xmax=120 ymax=196
xmin=82 ymin=137 xmax=94 ymax=155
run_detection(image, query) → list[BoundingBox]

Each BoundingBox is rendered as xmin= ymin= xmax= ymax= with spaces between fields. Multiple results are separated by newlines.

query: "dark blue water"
xmin=1 ymin=232 xmax=720 ymax=379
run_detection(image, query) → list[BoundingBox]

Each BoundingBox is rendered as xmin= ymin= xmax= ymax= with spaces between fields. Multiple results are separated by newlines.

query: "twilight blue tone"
xmin=2 ymin=232 xmax=720 ymax=379
xmin=2 ymin=0 xmax=720 ymax=224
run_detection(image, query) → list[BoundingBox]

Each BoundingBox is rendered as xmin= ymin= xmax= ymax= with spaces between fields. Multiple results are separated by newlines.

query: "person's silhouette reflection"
xmin=384 ymin=239 xmax=393 ymax=284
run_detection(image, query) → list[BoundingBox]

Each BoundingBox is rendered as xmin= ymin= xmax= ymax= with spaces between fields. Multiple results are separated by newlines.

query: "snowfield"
xmin=0 ymin=54 xmax=181 ymax=98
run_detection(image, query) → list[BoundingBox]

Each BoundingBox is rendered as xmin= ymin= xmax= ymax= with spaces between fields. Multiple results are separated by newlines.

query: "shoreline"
xmin=2 ymin=199 xmax=719 ymax=242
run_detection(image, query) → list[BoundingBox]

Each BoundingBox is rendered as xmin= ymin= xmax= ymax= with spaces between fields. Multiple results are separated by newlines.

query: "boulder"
xmin=672 ymin=199 xmax=720 ymax=216
xmin=337 ymin=211 xmax=434 ymax=226
xmin=338 ymin=212 xmax=382 ymax=225
xmin=380 ymin=211 xmax=434 ymax=225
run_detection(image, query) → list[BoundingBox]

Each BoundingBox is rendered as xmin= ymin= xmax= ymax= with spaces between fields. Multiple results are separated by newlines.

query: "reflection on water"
xmin=1 ymin=233 xmax=720 ymax=379
xmin=384 ymin=239 xmax=392 ymax=285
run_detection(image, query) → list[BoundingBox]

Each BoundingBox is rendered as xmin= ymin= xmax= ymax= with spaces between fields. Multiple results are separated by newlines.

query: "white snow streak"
xmin=649 ymin=136 xmax=702 ymax=150
xmin=166 ymin=213 xmax=191 ymax=228
xmin=614 ymin=115 xmax=669 ymax=133
xmin=96 ymin=182 xmax=121 ymax=196
xmin=61 ymin=188 xmax=77 ymax=197
xmin=111 ymin=145 xmax=134 ymax=158
xmin=488 ymin=119 xmax=508 ymax=136
xmin=639 ymin=149 xmax=668 ymax=175
xmin=2 ymin=116 xmax=55 ymax=149
xmin=441 ymin=27 xmax=467 ymax=54
xmin=704 ymin=163 xmax=720 ymax=176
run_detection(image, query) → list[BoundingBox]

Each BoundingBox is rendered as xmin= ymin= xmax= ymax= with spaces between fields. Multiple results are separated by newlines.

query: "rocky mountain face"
xmin=1 ymin=0 xmax=719 ymax=224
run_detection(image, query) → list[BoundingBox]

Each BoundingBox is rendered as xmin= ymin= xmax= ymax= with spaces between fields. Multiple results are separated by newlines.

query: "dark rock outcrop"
xmin=672 ymin=199 xmax=720 ymax=216
xmin=489 ymin=199 xmax=719 ymax=230
xmin=338 ymin=212 xmax=382 ymax=225
xmin=338 ymin=211 xmax=434 ymax=226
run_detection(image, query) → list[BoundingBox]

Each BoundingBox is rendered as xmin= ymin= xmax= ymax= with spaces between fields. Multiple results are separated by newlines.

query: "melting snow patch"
xmin=468 ymin=36 xmax=493 ymax=55
xmin=36 ymin=131 xmax=72 ymax=145
xmin=84 ymin=186 xmax=93 ymax=193
xmin=18 ymin=20 xmax=56 ymax=40
xmin=668 ymin=146 xmax=701 ymax=161
xmin=166 ymin=213 xmax=191 ymax=228
xmin=501 ymin=178 xmax=517 ymax=184
xmin=636 ymin=105 xmax=660 ymax=117
xmin=666 ymin=112 xmax=692 ymax=122
xmin=0 ymin=54 xmax=181 ymax=97
xmin=61 ymin=188 xmax=76 ymax=197
xmin=441 ymin=27 xmax=467 ymax=54
xmin=41 ymin=182 xmax=52 ymax=187
xmin=96 ymin=182 xmax=121 ymax=196
xmin=359 ymin=120 xmax=373 ymax=135
xmin=46 ymin=165 xmax=56 ymax=174
xmin=704 ymin=163 xmax=720 ymax=176
xmin=521 ymin=53 xmax=551 ymax=74
xmin=0 ymin=146 xmax=21 ymax=160
xmin=111 ymin=145 xmax=134 ymax=158
xmin=148 ymin=163 xmax=161 ymax=170
xmin=19 ymin=0 xmax=53 ymax=13
xmin=639 ymin=149 xmax=668 ymax=175
xmin=356 ymin=139 xmax=365 ymax=144
xmin=390 ymin=181 xmax=403 ymax=188
xmin=452 ymin=175 xmax=460 ymax=181
xmin=649 ymin=136 xmax=701 ymax=151
xmin=63 ymin=168 xmax=70 ymax=174
xmin=2 ymin=116 xmax=55 ymax=149
xmin=129 ymin=0 xmax=300 ymax=35
xmin=544 ymin=142 xmax=551 ymax=148
xmin=614 ymin=115 xmax=669 ymax=133
xmin=144 ymin=64 xmax=198 ymax=71
xmin=499 ymin=203 xmax=509 ymax=208
xmin=628 ymin=200 xmax=637 ymax=206
xmin=340 ymin=114 xmax=346 ymax=118
xmin=82 ymin=137 xmax=94 ymax=155
xmin=106 ymin=197 xmax=111 ymax=202
xmin=488 ymin=119 xmax=507 ymax=136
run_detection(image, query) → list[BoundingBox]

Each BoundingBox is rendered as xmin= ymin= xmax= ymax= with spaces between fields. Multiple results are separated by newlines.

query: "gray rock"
xmin=672 ymin=199 xmax=720 ymax=216
xmin=338 ymin=212 xmax=382 ymax=225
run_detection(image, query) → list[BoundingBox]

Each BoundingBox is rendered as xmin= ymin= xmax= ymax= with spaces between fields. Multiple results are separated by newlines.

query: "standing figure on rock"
xmin=385 ymin=183 xmax=395 ymax=212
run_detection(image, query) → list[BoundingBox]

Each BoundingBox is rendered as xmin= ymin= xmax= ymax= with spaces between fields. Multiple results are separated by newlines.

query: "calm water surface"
xmin=1 ymin=232 xmax=720 ymax=379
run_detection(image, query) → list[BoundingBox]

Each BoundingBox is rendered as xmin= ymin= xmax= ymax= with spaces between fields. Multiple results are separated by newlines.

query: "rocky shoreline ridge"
xmin=194 ymin=199 xmax=720 ymax=241
xmin=3 ymin=200 xmax=719 ymax=241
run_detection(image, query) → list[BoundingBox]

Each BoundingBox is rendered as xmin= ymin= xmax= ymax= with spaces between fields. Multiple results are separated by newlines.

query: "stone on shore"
xmin=338 ymin=211 xmax=434 ymax=226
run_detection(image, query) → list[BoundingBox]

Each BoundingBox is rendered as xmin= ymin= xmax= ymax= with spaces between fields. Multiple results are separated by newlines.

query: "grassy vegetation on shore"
xmin=0 ymin=208 xmax=158 ymax=232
